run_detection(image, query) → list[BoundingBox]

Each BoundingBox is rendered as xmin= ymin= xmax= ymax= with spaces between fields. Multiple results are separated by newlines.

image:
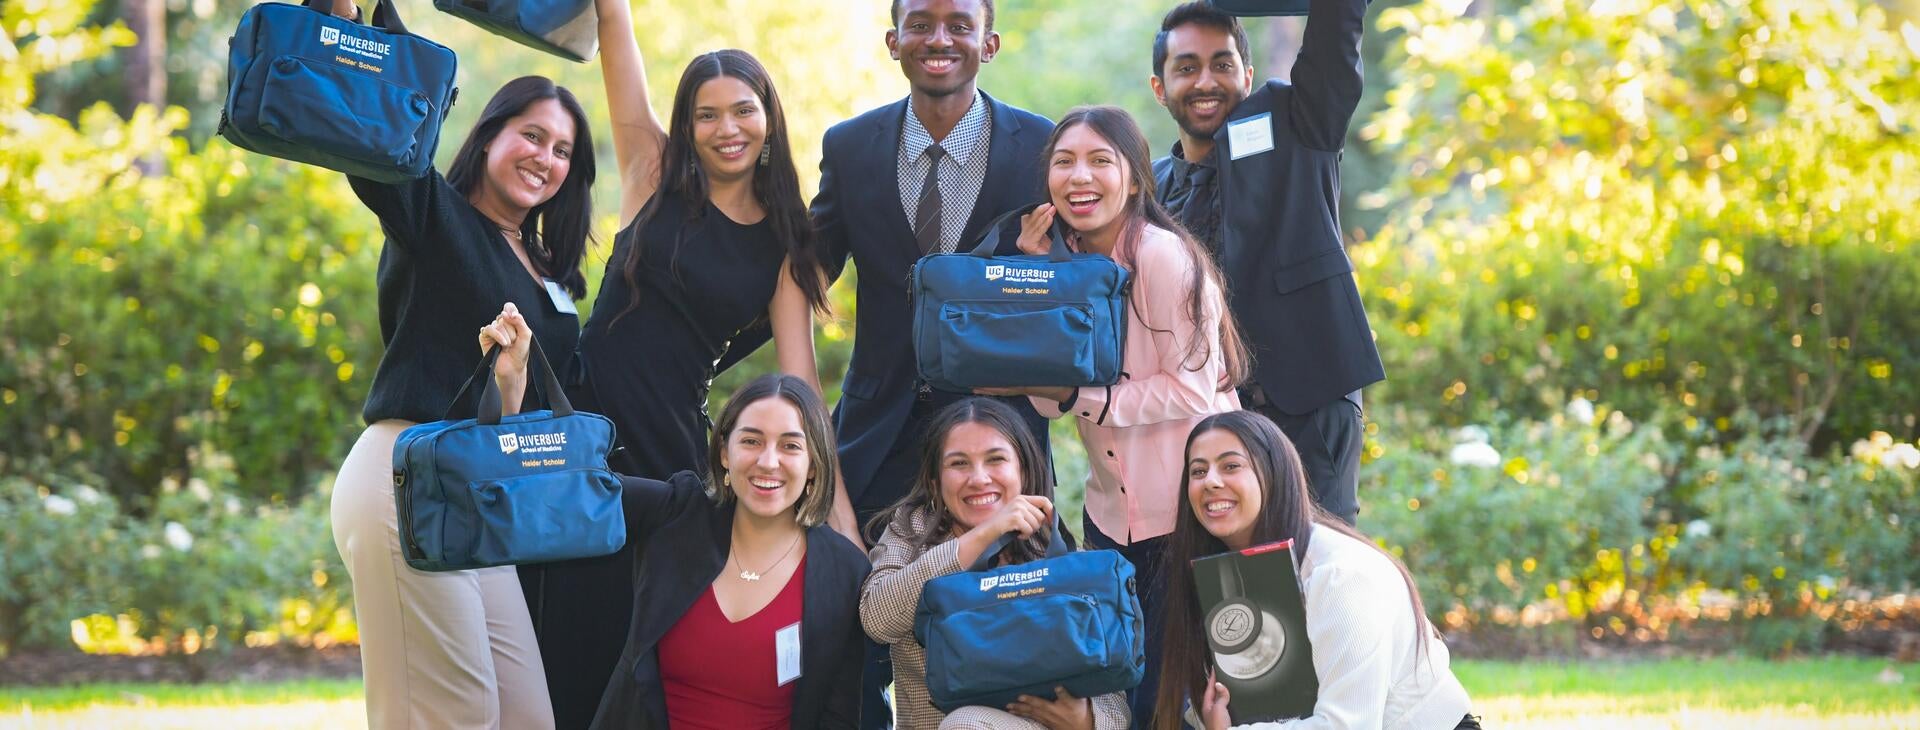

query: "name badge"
xmin=1228 ymin=113 xmax=1275 ymax=160
xmin=775 ymin=621 xmax=802 ymax=686
xmin=543 ymin=279 xmax=578 ymax=316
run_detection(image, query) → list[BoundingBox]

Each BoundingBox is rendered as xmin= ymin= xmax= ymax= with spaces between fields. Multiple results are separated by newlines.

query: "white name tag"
xmin=775 ymin=621 xmax=802 ymax=686
xmin=543 ymin=279 xmax=578 ymax=316
xmin=1228 ymin=113 xmax=1276 ymax=160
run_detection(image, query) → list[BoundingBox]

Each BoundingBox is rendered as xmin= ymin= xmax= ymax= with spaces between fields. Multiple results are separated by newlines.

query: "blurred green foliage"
xmin=1353 ymin=0 xmax=1920 ymax=447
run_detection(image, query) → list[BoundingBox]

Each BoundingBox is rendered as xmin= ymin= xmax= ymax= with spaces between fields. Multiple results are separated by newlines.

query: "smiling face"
xmin=937 ymin=421 xmax=1024 ymax=533
xmin=1152 ymin=21 xmax=1254 ymax=144
xmin=719 ymin=397 xmax=813 ymax=520
xmin=888 ymin=0 xmax=998 ymax=99
xmin=689 ymin=75 xmax=767 ymax=184
xmin=480 ymin=97 xmax=574 ymax=212
xmin=1186 ymin=427 xmax=1264 ymax=550
xmin=1047 ymin=122 xmax=1137 ymax=252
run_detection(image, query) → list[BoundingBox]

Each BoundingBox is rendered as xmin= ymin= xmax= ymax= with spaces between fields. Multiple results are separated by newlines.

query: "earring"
xmin=723 ymin=473 xmax=732 ymax=489
xmin=758 ymin=142 xmax=771 ymax=167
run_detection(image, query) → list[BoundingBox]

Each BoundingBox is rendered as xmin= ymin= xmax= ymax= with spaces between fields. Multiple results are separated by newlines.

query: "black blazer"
xmin=809 ymin=94 xmax=1054 ymax=505
xmin=589 ymin=472 xmax=871 ymax=729
xmin=1154 ymin=0 xmax=1384 ymax=415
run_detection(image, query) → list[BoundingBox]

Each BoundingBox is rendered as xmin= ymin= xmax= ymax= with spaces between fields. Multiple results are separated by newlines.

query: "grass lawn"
xmin=2 ymin=657 xmax=1916 ymax=728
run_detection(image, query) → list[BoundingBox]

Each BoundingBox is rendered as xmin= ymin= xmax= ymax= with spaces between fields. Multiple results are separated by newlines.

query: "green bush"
xmin=1362 ymin=399 xmax=1920 ymax=653
xmin=0 ymin=454 xmax=347 ymax=658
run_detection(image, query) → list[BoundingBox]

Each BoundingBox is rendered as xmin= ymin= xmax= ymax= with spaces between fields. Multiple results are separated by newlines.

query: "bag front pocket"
xmin=463 ymin=467 xmax=624 ymax=566
xmin=925 ymin=592 xmax=1108 ymax=701
xmin=257 ymin=55 xmax=430 ymax=170
xmin=938 ymin=300 xmax=1096 ymax=387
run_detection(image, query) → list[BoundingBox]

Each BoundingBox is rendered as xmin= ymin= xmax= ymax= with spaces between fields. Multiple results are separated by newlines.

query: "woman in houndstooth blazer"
xmin=859 ymin=398 xmax=1131 ymax=730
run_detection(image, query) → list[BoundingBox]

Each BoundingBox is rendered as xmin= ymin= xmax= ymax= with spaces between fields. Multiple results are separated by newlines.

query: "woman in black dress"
xmin=522 ymin=1 xmax=845 ymax=726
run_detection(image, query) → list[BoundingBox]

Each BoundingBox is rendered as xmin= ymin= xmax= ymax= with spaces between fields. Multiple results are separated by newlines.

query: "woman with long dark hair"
xmin=519 ymin=0 xmax=843 ymax=726
xmin=981 ymin=104 xmax=1249 ymax=725
xmin=481 ymin=306 xmax=868 ymax=729
xmin=1155 ymin=410 xmax=1475 ymax=730
xmin=858 ymin=397 xmax=1131 ymax=729
xmin=325 ymin=1 xmax=597 ymax=724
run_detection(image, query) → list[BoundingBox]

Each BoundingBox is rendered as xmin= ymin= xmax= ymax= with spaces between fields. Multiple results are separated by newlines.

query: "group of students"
xmin=321 ymin=0 xmax=1478 ymax=727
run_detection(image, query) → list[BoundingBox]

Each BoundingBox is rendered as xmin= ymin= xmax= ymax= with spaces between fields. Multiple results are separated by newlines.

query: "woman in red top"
xmin=482 ymin=307 xmax=869 ymax=729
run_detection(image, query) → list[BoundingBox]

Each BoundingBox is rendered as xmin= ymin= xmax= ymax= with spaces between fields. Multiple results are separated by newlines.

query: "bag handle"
xmin=444 ymin=334 xmax=576 ymax=425
xmin=967 ymin=512 xmax=1072 ymax=572
xmin=968 ymin=203 xmax=1074 ymax=264
xmin=302 ymin=0 xmax=410 ymax=35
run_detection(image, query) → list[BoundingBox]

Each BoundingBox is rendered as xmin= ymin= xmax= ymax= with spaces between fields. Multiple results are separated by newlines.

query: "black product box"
xmin=1191 ymin=539 xmax=1317 ymax=722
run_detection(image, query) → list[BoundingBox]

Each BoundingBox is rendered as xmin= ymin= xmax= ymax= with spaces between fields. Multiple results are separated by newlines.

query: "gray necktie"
xmin=914 ymin=144 xmax=946 ymax=253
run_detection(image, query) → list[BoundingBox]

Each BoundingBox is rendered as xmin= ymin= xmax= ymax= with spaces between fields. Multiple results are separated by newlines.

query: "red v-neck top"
xmin=657 ymin=557 xmax=807 ymax=730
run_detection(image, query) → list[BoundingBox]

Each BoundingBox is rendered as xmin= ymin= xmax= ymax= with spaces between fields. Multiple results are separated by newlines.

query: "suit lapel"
xmin=863 ymin=100 xmax=919 ymax=274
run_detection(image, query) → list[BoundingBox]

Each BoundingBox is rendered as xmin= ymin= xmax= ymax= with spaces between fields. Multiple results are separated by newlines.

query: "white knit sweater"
xmin=1230 ymin=525 xmax=1472 ymax=730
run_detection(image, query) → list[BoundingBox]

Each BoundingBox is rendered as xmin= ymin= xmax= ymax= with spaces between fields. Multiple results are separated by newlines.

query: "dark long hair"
xmin=1042 ymin=105 xmax=1249 ymax=391
xmin=444 ymin=75 xmax=595 ymax=297
xmin=705 ymin=373 xmax=840 ymax=528
xmin=614 ymin=50 xmax=828 ymax=323
xmin=1151 ymin=411 xmax=1434 ymax=730
xmin=866 ymin=398 xmax=1071 ymax=564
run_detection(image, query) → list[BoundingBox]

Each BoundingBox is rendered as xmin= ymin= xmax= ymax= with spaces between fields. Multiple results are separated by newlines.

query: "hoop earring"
xmin=758 ymin=141 xmax=771 ymax=167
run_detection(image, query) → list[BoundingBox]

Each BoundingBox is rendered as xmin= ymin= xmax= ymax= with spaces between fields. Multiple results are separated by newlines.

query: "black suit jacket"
xmin=1154 ymin=0 xmax=1383 ymax=415
xmin=589 ymin=472 xmax=871 ymax=729
xmin=810 ymin=94 xmax=1054 ymax=505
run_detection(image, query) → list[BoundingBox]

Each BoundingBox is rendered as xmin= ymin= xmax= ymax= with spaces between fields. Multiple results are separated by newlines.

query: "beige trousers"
xmin=331 ymin=420 xmax=555 ymax=730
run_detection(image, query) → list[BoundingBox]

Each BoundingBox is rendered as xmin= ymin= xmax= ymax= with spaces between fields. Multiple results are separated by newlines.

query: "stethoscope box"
xmin=1192 ymin=539 xmax=1318 ymax=721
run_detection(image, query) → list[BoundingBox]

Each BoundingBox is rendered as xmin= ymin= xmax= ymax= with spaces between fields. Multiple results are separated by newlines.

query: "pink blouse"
xmin=1033 ymin=224 xmax=1240 ymax=544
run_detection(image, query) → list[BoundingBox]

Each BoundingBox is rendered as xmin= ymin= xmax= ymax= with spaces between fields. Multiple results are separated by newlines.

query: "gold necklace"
xmin=731 ymin=532 xmax=803 ymax=582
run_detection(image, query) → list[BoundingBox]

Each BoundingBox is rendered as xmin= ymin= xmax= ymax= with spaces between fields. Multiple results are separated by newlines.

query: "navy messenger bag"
xmin=910 ymin=204 xmax=1131 ymax=392
xmin=434 ymin=0 xmax=599 ymax=62
xmin=220 ymin=0 xmax=458 ymax=183
xmin=914 ymin=518 xmax=1146 ymax=712
xmin=392 ymin=337 xmax=624 ymax=572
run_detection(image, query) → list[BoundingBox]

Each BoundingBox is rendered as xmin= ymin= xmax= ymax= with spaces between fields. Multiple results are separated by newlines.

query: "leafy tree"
xmin=1355 ymin=0 xmax=1920 ymax=447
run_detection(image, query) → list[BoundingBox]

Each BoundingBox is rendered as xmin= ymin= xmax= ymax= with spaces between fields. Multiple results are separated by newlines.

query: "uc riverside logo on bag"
xmin=498 ymin=434 xmax=520 ymax=454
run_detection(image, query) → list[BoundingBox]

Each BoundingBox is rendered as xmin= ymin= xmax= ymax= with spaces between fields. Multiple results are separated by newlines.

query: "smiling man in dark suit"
xmin=810 ymin=1 xmax=1053 ymax=725
xmin=1149 ymin=0 xmax=1382 ymax=526
xmin=812 ymin=0 xmax=1054 ymax=543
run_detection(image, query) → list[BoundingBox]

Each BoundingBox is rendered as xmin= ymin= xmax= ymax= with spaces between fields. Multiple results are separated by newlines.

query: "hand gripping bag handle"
xmin=967 ymin=512 xmax=1072 ymax=572
xmin=301 ymin=0 xmax=412 ymax=36
xmin=445 ymin=335 xmax=575 ymax=425
xmin=969 ymin=203 xmax=1074 ymax=263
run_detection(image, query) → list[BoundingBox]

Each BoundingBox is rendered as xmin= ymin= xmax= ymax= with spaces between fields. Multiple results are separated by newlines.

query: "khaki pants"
xmin=331 ymin=420 xmax=555 ymax=729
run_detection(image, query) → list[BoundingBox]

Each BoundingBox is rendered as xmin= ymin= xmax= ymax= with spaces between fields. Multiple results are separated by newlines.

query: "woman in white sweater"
xmin=1153 ymin=411 xmax=1478 ymax=730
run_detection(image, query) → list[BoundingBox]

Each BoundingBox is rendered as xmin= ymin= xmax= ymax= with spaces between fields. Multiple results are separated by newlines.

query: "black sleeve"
xmin=347 ymin=170 xmax=447 ymax=252
xmin=820 ymin=560 xmax=873 ymax=730
xmin=619 ymin=471 xmax=707 ymax=542
xmin=809 ymin=128 xmax=854 ymax=286
xmin=1287 ymin=0 xmax=1370 ymax=151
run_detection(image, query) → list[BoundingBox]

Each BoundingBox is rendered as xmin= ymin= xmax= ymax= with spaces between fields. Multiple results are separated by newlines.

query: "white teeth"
xmin=518 ymin=169 xmax=545 ymax=188
xmin=963 ymin=493 xmax=1001 ymax=506
xmin=718 ymin=143 xmax=746 ymax=155
xmin=750 ymin=477 xmax=783 ymax=489
xmin=1205 ymin=501 xmax=1234 ymax=513
xmin=924 ymin=58 xmax=955 ymax=69
xmin=1067 ymin=194 xmax=1099 ymax=204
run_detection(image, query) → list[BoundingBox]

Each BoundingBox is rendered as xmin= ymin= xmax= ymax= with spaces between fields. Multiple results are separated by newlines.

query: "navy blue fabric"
xmin=221 ymin=1 xmax=457 ymax=183
xmin=910 ymin=206 xmax=1130 ymax=392
xmin=391 ymin=342 xmax=623 ymax=572
xmin=1208 ymin=0 xmax=1312 ymax=15
xmin=434 ymin=0 xmax=598 ymax=62
xmin=912 ymin=525 xmax=1145 ymax=713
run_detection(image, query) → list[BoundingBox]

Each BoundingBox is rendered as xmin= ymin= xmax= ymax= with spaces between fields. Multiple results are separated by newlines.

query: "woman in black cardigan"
xmin=482 ymin=306 xmax=867 ymax=729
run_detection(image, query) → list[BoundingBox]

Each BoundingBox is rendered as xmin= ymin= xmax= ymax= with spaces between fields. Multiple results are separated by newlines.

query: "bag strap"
xmin=968 ymin=203 xmax=1073 ymax=264
xmin=445 ymin=335 xmax=575 ymax=425
xmin=302 ymin=0 xmax=409 ymax=35
xmin=967 ymin=512 xmax=1072 ymax=572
